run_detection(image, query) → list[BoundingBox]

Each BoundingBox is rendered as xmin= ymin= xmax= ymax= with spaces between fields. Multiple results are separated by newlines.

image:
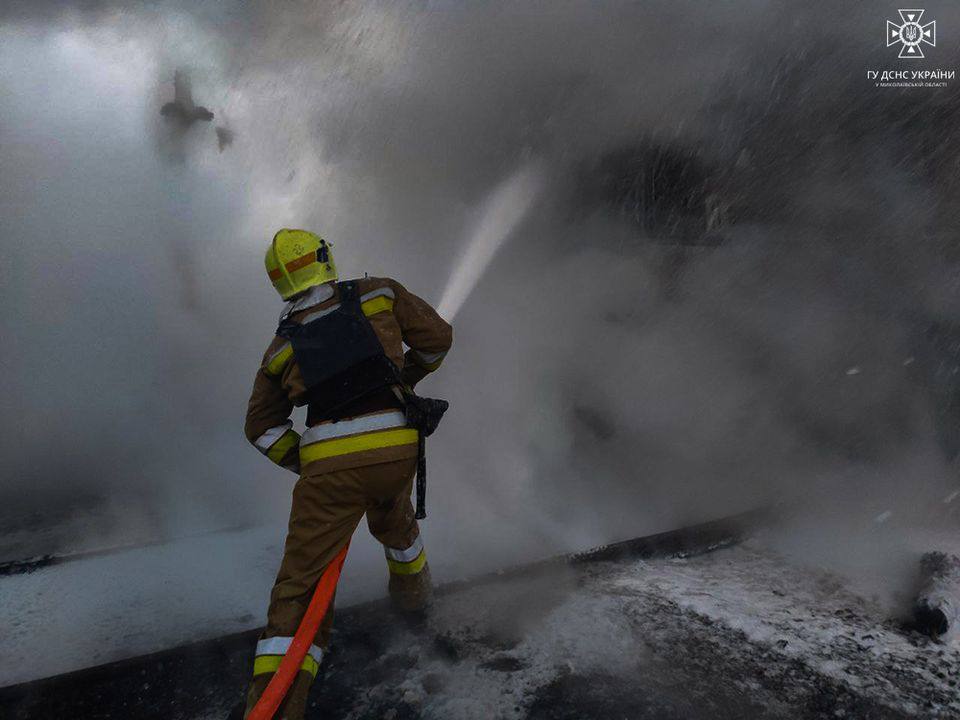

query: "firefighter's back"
xmin=240 ymin=230 xmax=451 ymax=720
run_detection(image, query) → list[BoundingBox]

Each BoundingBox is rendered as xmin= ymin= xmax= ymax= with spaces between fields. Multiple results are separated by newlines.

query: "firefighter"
xmin=241 ymin=229 xmax=452 ymax=719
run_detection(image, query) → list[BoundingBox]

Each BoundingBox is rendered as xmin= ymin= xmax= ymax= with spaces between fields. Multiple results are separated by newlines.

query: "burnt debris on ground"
xmin=2 ymin=511 xmax=958 ymax=720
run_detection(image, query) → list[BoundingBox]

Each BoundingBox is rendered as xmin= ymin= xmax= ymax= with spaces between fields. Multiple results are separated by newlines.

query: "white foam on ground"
xmin=342 ymin=544 xmax=960 ymax=719
xmin=0 ymin=526 xmax=281 ymax=686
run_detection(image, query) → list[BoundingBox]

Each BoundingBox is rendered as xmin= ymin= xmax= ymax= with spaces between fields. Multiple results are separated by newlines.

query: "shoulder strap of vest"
xmin=276 ymin=318 xmax=299 ymax=339
xmin=338 ymin=280 xmax=359 ymax=303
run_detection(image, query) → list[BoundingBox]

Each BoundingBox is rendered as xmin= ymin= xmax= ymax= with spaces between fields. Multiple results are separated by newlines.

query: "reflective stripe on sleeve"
xmin=254 ymin=422 xmax=293 ymax=452
xmin=384 ymin=535 xmax=423 ymax=563
xmin=413 ymin=349 xmax=446 ymax=365
xmin=254 ymin=423 xmax=300 ymax=465
xmin=361 ymin=295 xmax=393 ymax=316
xmin=412 ymin=348 xmax=447 ymax=370
xmin=361 ymin=287 xmax=395 ymax=303
xmin=265 ymin=343 xmax=294 ymax=376
xmin=267 ymin=430 xmax=300 ymax=464
xmin=360 ymin=287 xmax=395 ymax=316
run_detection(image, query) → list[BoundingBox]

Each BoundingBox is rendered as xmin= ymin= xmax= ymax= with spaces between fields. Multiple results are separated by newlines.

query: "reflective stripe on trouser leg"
xmin=385 ymin=534 xmax=426 ymax=575
xmin=252 ymin=636 xmax=324 ymax=678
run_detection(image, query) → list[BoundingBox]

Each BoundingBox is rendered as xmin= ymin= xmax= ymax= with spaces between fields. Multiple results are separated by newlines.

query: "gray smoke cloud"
xmin=2 ymin=0 xmax=959 ymax=612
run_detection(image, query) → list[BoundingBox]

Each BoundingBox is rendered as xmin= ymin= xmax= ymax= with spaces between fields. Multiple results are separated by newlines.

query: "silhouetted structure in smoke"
xmin=160 ymin=70 xmax=214 ymax=126
xmin=155 ymin=69 xmax=218 ymax=311
xmin=215 ymin=126 xmax=234 ymax=152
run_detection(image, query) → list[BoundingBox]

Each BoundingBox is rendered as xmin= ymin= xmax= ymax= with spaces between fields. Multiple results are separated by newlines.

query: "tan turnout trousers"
xmin=243 ymin=457 xmax=430 ymax=719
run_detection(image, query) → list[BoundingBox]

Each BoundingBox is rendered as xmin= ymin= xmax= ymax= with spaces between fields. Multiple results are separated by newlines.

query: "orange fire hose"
xmin=248 ymin=541 xmax=351 ymax=720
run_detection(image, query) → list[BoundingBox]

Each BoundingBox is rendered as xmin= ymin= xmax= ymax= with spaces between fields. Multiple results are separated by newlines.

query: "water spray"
xmin=438 ymin=160 xmax=542 ymax=321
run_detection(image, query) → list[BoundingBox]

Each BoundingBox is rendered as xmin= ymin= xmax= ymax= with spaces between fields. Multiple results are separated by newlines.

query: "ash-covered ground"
xmin=3 ymin=535 xmax=957 ymax=720
xmin=321 ymin=543 xmax=960 ymax=720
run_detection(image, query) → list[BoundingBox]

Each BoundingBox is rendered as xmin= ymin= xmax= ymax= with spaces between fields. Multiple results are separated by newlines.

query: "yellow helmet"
xmin=265 ymin=228 xmax=338 ymax=300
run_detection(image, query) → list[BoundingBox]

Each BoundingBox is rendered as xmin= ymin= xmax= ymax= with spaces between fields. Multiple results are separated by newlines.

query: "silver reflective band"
xmin=301 ymin=303 xmax=341 ymax=325
xmin=302 ymin=411 xmax=408 ymax=445
xmin=361 ymin=287 xmax=395 ymax=302
xmin=255 ymin=636 xmax=324 ymax=664
xmin=255 ymin=422 xmax=293 ymax=452
xmin=413 ymin=349 xmax=446 ymax=365
xmin=299 ymin=286 xmax=397 ymax=325
xmin=385 ymin=534 xmax=424 ymax=563
xmin=281 ymin=283 xmax=335 ymax=320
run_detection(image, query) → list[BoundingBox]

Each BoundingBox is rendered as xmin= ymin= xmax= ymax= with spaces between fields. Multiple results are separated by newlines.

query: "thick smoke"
xmin=1 ymin=0 xmax=959 ymax=614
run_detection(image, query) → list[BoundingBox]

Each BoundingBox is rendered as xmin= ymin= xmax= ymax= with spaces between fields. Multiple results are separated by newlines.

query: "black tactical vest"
xmin=276 ymin=281 xmax=402 ymax=421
